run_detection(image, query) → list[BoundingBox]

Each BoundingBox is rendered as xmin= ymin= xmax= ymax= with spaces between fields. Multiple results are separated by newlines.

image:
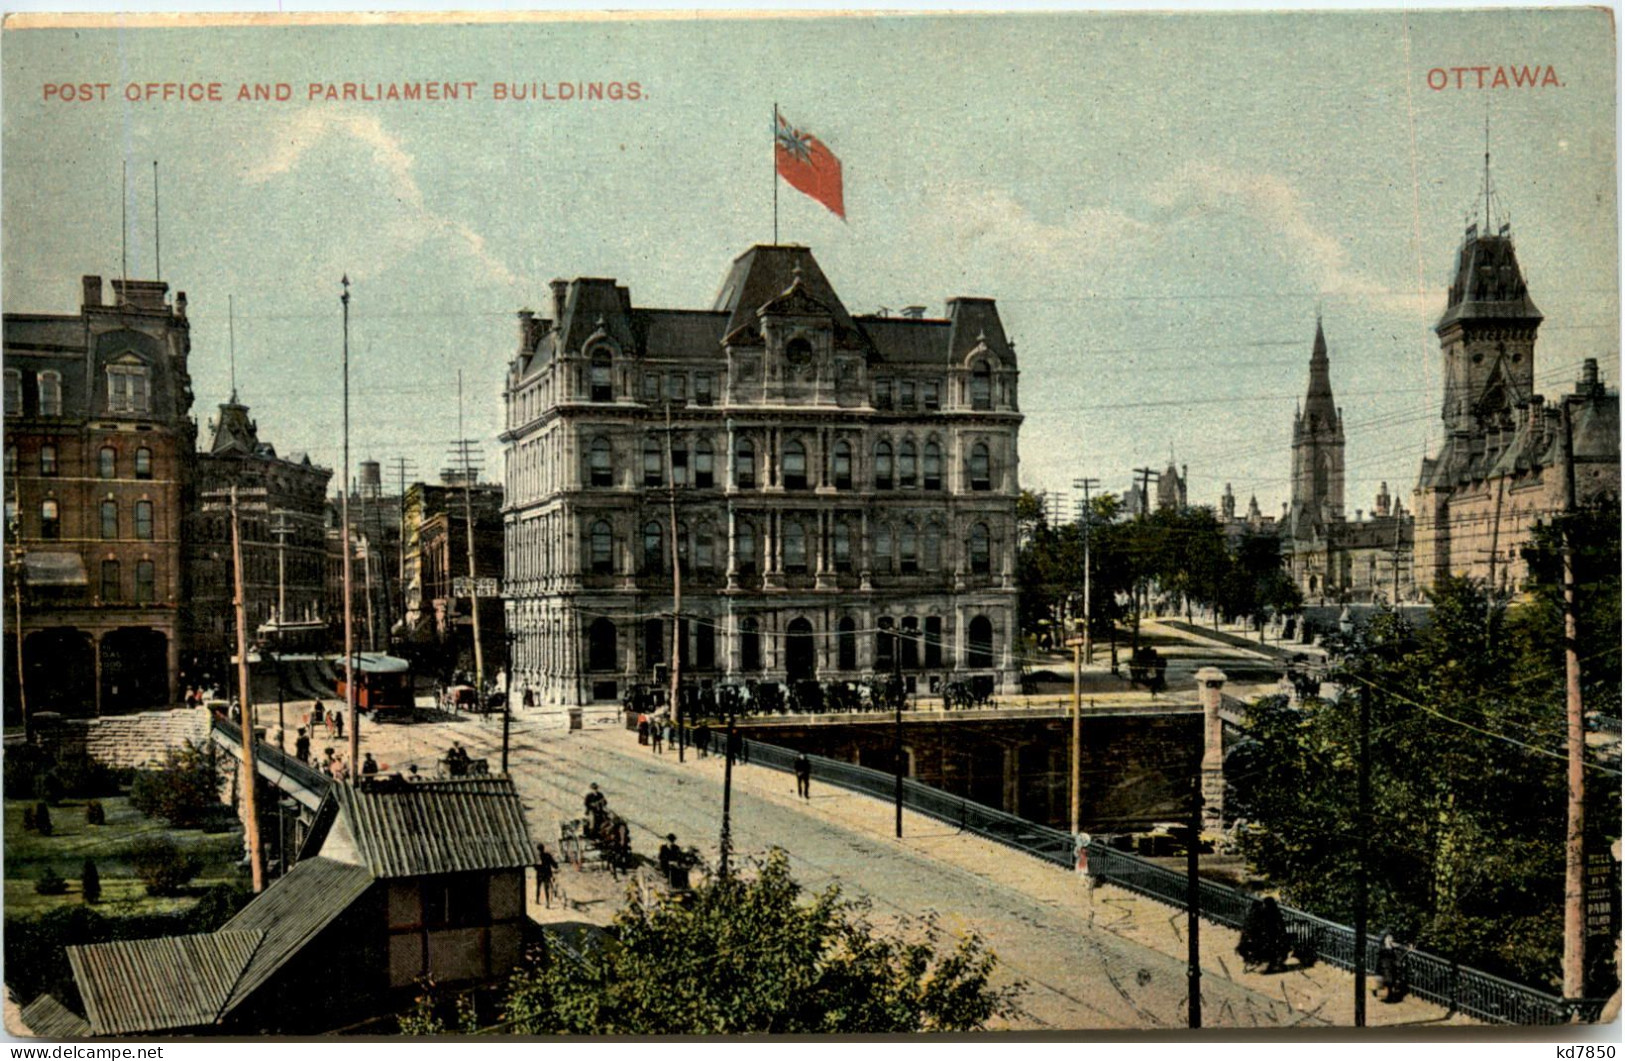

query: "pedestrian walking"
xmin=295 ymin=728 xmax=311 ymax=764
xmin=1238 ymin=897 xmax=1291 ymax=973
xmin=695 ymin=723 xmax=710 ymax=758
xmin=652 ymin=720 xmax=664 ymax=755
xmin=638 ymin=716 xmax=650 ymax=746
xmin=362 ymin=752 xmax=379 ymax=776
xmin=334 ymin=711 xmax=345 ymax=740
xmin=1374 ymin=931 xmax=1407 ymax=1002
xmin=658 ymin=833 xmax=685 ymax=888
xmin=534 ymin=842 xmax=560 ymax=907
xmin=795 ymin=752 xmax=811 ymax=799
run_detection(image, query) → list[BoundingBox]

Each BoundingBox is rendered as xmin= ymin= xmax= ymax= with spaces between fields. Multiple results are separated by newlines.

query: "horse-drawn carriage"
xmin=561 ymin=809 xmax=634 ymax=876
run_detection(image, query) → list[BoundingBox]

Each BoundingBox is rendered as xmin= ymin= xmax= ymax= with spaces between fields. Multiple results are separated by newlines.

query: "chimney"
xmin=1580 ymin=358 xmax=1603 ymax=397
xmin=360 ymin=460 xmax=382 ymax=501
xmin=550 ymin=280 xmax=569 ymax=325
xmin=518 ymin=310 xmax=536 ymax=349
xmin=81 ymin=276 xmax=102 ymax=308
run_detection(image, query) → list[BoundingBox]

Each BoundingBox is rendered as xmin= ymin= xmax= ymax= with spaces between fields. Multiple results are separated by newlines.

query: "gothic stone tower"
xmin=1435 ymin=225 xmax=1542 ymax=436
xmin=1289 ymin=319 xmax=1345 ymax=537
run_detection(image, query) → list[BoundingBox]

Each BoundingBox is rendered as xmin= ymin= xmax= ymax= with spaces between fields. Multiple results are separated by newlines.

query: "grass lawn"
xmin=5 ymin=795 xmax=244 ymax=912
xmin=3 ymin=874 xmax=240 ymax=916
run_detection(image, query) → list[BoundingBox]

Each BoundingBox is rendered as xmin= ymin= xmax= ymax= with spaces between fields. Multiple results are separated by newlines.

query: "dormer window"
xmin=590 ymin=352 xmax=613 ymax=401
xmin=786 ymin=337 xmax=813 ymax=368
xmin=107 ymin=360 xmax=150 ymax=414
xmin=970 ymin=362 xmax=992 ymax=410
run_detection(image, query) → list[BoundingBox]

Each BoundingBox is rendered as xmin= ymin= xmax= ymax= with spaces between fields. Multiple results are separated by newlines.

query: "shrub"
xmin=130 ymin=835 xmax=201 ymax=897
xmin=33 ymin=802 xmax=52 ymax=836
xmin=129 ymin=740 xmax=220 ymax=828
xmin=34 ymin=868 xmax=68 ymax=896
xmin=49 ymin=751 xmax=119 ymax=799
xmin=4 ymin=744 xmax=46 ymax=800
xmin=85 ymin=800 xmax=106 ymax=826
xmin=32 ymin=770 xmax=63 ymax=805
xmin=80 ymin=860 xmax=101 ymax=904
xmin=185 ymin=881 xmax=253 ymax=932
xmin=22 ymin=804 xmax=36 ymax=832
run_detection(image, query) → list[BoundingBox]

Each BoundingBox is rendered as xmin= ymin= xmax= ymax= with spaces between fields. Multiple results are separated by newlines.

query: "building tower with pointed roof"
xmin=1413 ymin=216 xmax=1618 ymax=592
xmin=1289 ymin=319 xmax=1345 ymax=537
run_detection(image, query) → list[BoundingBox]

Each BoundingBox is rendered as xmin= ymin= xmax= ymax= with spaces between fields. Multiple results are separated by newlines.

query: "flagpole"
xmin=772 ymin=102 xmax=779 ymax=246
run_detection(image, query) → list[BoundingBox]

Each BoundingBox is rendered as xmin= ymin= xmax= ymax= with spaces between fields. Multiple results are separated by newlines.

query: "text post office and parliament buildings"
xmin=500 ymin=246 xmax=1022 ymax=712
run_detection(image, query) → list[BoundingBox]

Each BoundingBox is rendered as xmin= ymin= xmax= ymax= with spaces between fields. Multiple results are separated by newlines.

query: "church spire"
xmin=1302 ymin=317 xmax=1337 ymax=428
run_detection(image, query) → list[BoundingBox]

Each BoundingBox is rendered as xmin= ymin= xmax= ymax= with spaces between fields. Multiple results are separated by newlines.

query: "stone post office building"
xmin=500 ymin=245 xmax=1022 ymax=711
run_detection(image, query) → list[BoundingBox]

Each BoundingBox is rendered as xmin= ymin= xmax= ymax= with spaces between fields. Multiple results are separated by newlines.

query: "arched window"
xmin=696 ymin=523 xmax=715 ymax=570
xmin=589 ymin=437 xmax=613 ymax=487
xmin=832 ymin=440 xmax=852 ymax=490
xmin=135 ymin=560 xmax=156 ymax=605
xmin=135 ymin=501 xmax=154 ymax=541
xmin=590 ymin=351 xmax=613 ymax=401
xmin=735 ymin=521 xmax=757 ymax=573
xmin=783 ymin=520 xmax=807 ymax=573
xmin=923 ymin=442 xmax=943 ymax=490
xmin=833 ymin=521 xmax=852 ymax=572
xmin=740 ymin=618 xmax=762 ymax=672
xmin=37 ymin=371 xmax=62 ymax=417
xmin=783 ymin=439 xmax=808 ymax=490
xmin=736 ymin=437 xmax=756 ymax=489
xmin=970 ymin=361 xmax=992 ymax=410
xmin=643 ymin=437 xmax=664 ymax=487
xmin=642 ymin=521 xmax=664 ymax=574
xmin=874 ymin=524 xmax=893 ymax=572
xmin=875 ymin=617 xmax=895 ymax=669
xmin=967 ymin=615 xmax=994 ymax=668
xmin=901 ymin=616 xmax=921 ymax=669
xmin=590 ymin=520 xmax=614 ymax=574
xmin=970 ymin=442 xmax=991 ymax=491
xmin=100 ymin=499 xmax=119 ymax=540
xmin=588 ymin=618 xmax=618 ymax=671
xmin=898 ymin=440 xmax=918 ymax=488
xmin=695 ymin=439 xmax=715 ymax=488
xmin=925 ymin=522 xmax=944 ymax=572
xmin=135 ymin=447 xmax=152 ymax=480
xmin=969 ymin=522 xmax=991 ymax=574
xmin=40 ymin=444 xmax=57 ymax=476
xmin=899 ymin=522 xmax=919 ymax=574
xmin=99 ymin=447 xmax=117 ymax=479
xmin=874 ymin=441 xmax=893 ymax=490
xmin=40 ymin=499 xmax=59 ymax=539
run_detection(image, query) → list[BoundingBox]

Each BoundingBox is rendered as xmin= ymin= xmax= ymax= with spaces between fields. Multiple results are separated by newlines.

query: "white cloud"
xmin=244 ymin=107 xmax=516 ymax=288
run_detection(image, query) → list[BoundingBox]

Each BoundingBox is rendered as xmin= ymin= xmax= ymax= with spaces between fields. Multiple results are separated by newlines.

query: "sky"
xmin=2 ymin=10 xmax=1617 ymax=519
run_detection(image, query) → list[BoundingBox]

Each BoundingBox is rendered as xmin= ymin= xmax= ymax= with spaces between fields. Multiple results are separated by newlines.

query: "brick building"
xmin=399 ymin=474 xmax=505 ymax=681
xmin=500 ymin=244 xmax=1022 ymax=713
xmin=186 ymin=392 xmax=331 ymax=675
xmin=4 ymin=276 xmax=195 ymax=716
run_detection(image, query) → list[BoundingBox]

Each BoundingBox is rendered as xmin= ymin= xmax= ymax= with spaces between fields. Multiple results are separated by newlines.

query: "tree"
xmin=1234 ymin=575 xmax=1622 ymax=991
xmin=130 ymin=835 xmax=202 ymax=897
xmin=428 ymin=849 xmax=1025 ymax=1034
xmin=80 ymin=859 xmax=101 ymax=904
xmin=130 ymin=740 xmax=219 ymax=828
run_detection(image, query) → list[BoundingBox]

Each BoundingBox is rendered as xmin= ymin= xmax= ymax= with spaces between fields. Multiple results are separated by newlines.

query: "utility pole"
xmin=452 ymin=373 xmax=486 ymax=700
xmin=230 ymin=487 xmax=265 ymax=893
xmin=720 ymin=697 xmax=736 ymax=879
xmin=893 ymin=636 xmax=904 ymax=839
xmin=1131 ymin=467 xmax=1160 ymax=656
xmin=1561 ymin=401 xmax=1586 ymax=1006
xmin=8 ymin=526 xmax=28 ymax=741
xmin=1187 ymin=766 xmax=1202 ymax=1028
xmin=666 ymin=401 xmax=684 ymax=762
xmin=1074 ymin=477 xmax=1099 ymax=663
xmin=391 ymin=456 xmax=417 ymax=622
xmin=340 ymin=276 xmax=358 ymax=772
xmin=1354 ymin=680 xmax=1372 ymax=1027
xmin=1066 ymin=634 xmax=1085 ymax=840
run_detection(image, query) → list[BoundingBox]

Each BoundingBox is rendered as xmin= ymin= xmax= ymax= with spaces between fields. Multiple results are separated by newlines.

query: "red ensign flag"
xmin=775 ymin=111 xmax=845 ymax=220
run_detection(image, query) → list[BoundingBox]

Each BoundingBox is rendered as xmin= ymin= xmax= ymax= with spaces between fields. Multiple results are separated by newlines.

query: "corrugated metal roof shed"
xmin=218 ymin=856 xmax=375 ymax=1013
xmin=332 ymin=777 xmax=533 ymax=878
xmin=19 ymin=995 xmax=91 ymax=1039
xmin=66 ymin=930 xmax=263 ymax=1036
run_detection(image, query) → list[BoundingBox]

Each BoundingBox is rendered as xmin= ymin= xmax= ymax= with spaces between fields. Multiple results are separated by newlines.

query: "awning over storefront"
xmin=23 ymin=552 xmax=88 ymax=586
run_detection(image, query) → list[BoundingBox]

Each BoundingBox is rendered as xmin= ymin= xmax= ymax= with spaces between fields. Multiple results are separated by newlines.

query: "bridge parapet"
xmin=209 ymin=716 xmax=331 ymax=813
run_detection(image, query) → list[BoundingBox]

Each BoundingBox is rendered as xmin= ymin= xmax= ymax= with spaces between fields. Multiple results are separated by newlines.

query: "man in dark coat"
xmin=294 ymin=728 xmax=311 ymax=764
xmin=795 ymin=752 xmax=812 ymax=799
xmin=534 ymin=842 xmax=560 ymax=906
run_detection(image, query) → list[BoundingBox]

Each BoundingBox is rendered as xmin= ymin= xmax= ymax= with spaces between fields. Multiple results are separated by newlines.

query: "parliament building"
xmin=500 ymin=245 xmax=1022 ymax=712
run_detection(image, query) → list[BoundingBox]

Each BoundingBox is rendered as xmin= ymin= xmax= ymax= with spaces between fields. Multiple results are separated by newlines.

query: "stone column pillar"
xmin=1195 ymin=666 xmax=1227 ymax=831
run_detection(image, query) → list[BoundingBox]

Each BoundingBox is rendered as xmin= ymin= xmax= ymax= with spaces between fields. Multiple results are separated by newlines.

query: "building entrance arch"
xmin=99 ymin=628 xmax=169 ymax=713
xmin=22 ymin=627 xmax=95 ymax=715
xmin=785 ymin=617 xmax=816 ymax=683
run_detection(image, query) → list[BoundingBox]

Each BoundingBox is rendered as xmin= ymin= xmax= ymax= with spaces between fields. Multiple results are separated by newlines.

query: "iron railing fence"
xmin=708 ymin=728 xmax=1601 ymax=1026
xmin=211 ymin=715 xmax=333 ymax=802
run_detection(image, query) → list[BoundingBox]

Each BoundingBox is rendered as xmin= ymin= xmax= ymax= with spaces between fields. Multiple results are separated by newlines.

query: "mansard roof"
xmin=1436 ymin=227 xmax=1543 ymax=333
